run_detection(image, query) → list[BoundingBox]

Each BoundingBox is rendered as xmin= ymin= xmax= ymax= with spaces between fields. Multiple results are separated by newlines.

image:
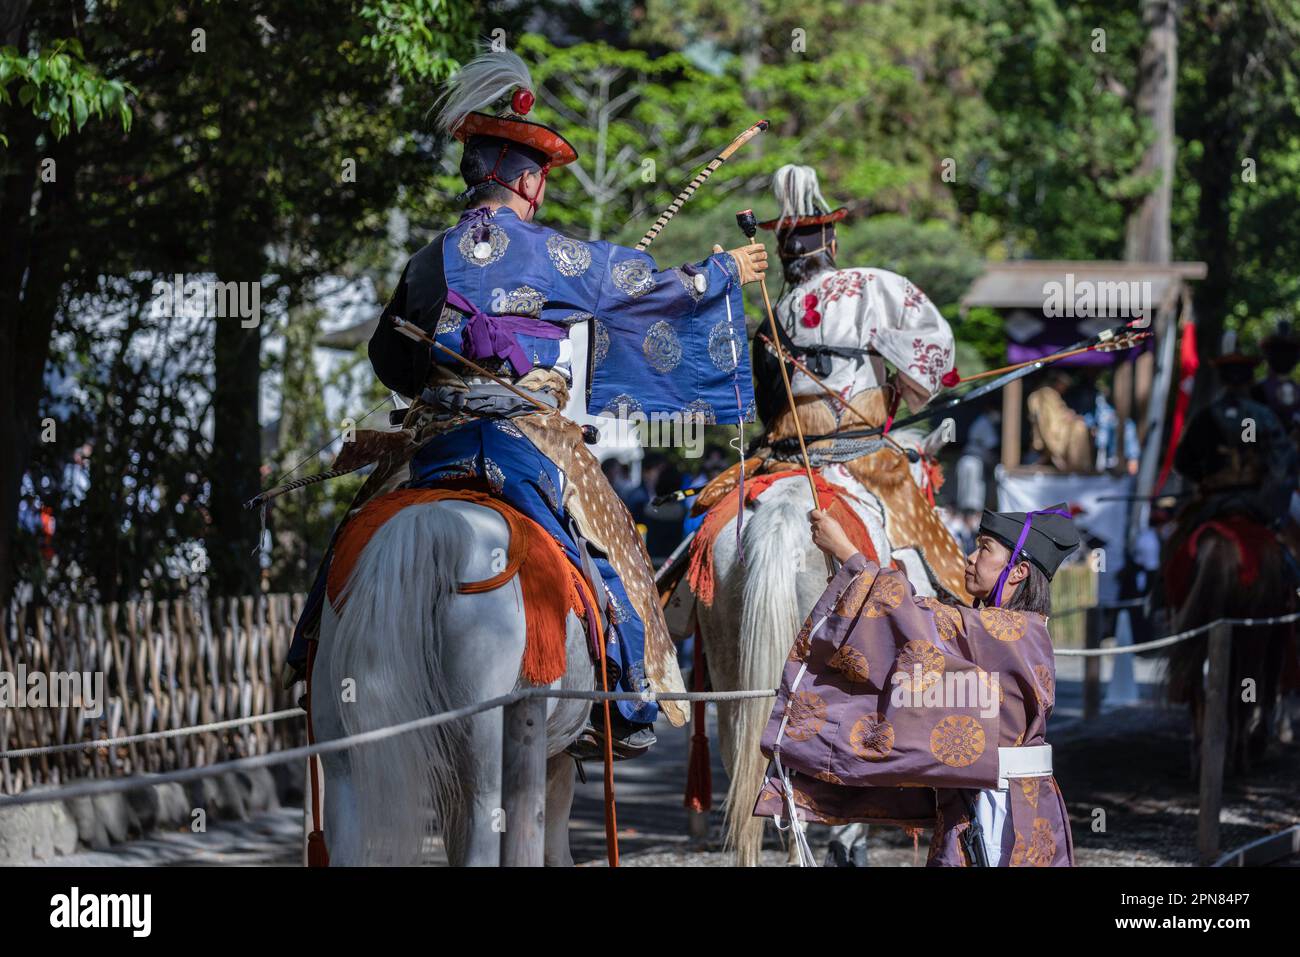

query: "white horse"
xmin=311 ymin=498 xmax=594 ymax=866
xmin=691 ymin=424 xmax=954 ymax=866
xmin=688 ymin=257 xmax=965 ymax=866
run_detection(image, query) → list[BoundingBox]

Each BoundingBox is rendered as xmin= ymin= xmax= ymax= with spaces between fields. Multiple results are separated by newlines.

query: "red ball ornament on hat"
xmin=941 ymin=368 xmax=961 ymax=388
xmin=511 ymin=88 xmax=535 ymax=115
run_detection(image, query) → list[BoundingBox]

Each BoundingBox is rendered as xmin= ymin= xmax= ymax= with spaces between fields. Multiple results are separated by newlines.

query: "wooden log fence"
xmin=0 ymin=593 xmax=307 ymax=796
xmin=0 ymin=582 xmax=1287 ymax=868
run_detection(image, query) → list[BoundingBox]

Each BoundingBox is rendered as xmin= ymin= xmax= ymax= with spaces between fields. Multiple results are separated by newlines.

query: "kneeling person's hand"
xmin=809 ymin=509 xmax=859 ymax=563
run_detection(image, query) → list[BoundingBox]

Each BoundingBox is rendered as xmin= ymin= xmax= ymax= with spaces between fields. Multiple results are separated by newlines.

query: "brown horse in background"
xmin=1163 ymin=510 xmax=1296 ymax=779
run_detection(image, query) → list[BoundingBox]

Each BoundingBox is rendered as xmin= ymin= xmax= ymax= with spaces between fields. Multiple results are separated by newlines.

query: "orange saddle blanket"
xmin=326 ymin=487 xmax=599 ymax=686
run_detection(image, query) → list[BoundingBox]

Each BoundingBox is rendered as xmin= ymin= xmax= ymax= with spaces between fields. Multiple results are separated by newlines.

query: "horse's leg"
xmin=543 ymin=755 xmax=576 ymax=866
xmin=701 ymin=480 xmax=839 ymax=867
xmin=315 ymin=603 xmax=362 ymax=865
xmin=824 ymin=824 xmax=860 ymax=866
xmin=540 ymin=612 xmax=594 ymax=868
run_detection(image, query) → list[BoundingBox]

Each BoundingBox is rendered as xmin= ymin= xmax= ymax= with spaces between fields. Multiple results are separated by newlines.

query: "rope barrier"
xmin=0 ymin=708 xmax=305 ymax=760
xmin=1055 ymin=608 xmax=1300 ymax=657
xmin=2 ymin=607 xmax=1296 ymax=808
xmin=0 ymin=688 xmax=778 ymax=808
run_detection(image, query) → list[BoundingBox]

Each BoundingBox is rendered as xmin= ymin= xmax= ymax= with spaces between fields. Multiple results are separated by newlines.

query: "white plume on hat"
xmin=435 ymin=47 xmax=533 ymax=135
xmin=772 ymin=164 xmax=832 ymax=229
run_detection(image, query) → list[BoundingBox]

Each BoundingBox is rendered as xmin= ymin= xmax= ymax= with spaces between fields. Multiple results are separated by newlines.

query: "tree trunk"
xmin=1187 ymin=30 xmax=1237 ymax=417
xmin=1125 ymin=0 xmax=1179 ymax=264
xmin=203 ymin=128 xmax=266 ymax=597
xmin=0 ymin=9 xmax=78 ymax=604
xmin=1124 ymin=0 xmax=1179 ymax=551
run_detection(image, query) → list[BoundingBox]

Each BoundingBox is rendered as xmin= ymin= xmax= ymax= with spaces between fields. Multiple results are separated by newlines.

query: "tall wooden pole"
xmin=1198 ymin=619 xmax=1232 ymax=863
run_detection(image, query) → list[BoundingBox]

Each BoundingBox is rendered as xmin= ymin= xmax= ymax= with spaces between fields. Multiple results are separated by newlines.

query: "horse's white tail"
xmin=323 ymin=503 xmax=471 ymax=864
xmin=725 ymin=481 xmax=813 ymax=866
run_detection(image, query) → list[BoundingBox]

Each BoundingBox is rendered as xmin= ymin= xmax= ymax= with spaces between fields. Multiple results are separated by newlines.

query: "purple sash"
xmin=444 ymin=288 xmax=566 ymax=377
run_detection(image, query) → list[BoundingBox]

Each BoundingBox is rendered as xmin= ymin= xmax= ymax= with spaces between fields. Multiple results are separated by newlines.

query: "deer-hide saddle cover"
xmin=691 ymin=394 xmax=970 ymax=602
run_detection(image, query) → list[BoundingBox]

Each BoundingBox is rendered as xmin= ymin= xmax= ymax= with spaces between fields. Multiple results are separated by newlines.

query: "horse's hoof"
xmin=823 ymin=842 xmax=866 ymax=867
xmin=823 ymin=843 xmax=850 ymax=867
xmin=849 ymin=839 xmax=869 ymax=867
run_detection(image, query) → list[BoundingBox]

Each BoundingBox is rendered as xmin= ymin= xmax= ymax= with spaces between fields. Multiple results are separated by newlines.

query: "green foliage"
xmin=835 ymin=215 xmax=985 ymax=312
xmin=1174 ymin=0 xmax=1300 ymax=353
xmin=637 ymin=0 xmax=998 ymax=220
xmin=9 ymin=0 xmax=475 ymax=600
xmin=957 ymin=0 xmax=1150 ymax=259
xmin=499 ymin=34 xmax=756 ymax=241
xmin=354 ymin=0 xmax=474 ymax=81
xmin=0 ymin=38 xmax=135 ymax=144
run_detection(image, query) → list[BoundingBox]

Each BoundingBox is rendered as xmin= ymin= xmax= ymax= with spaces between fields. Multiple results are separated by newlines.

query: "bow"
xmin=634 ymin=119 xmax=769 ymax=252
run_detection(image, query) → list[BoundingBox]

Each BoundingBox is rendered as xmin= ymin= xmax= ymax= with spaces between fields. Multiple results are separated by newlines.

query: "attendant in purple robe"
xmin=753 ymin=502 xmax=1082 ymax=866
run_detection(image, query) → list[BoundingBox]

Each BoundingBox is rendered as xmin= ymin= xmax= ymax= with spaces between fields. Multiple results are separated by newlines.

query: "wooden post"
xmin=500 ymin=695 xmax=547 ymax=866
xmin=1084 ymin=605 xmax=1104 ymax=720
xmin=1198 ymin=619 xmax=1233 ymax=863
xmin=1001 ymin=377 xmax=1022 ymax=469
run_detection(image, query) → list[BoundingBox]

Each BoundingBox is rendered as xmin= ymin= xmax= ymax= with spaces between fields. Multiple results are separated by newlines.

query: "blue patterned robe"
xmin=349 ymin=206 xmax=756 ymax=724
xmin=434 ymin=205 xmax=754 ymax=420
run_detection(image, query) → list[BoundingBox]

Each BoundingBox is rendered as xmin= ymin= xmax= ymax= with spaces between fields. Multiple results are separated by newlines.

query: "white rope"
xmin=0 ymin=688 xmax=781 ymax=807
xmin=3 ymin=606 xmax=1296 ymax=807
xmin=1055 ymin=608 xmax=1300 ymax=657
xmin=0 ymin=708 xmax=305 ymax=760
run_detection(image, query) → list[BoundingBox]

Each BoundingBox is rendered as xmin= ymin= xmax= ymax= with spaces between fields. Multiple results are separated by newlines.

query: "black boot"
xmin=566 ymin=705 xmax=656 ymax=761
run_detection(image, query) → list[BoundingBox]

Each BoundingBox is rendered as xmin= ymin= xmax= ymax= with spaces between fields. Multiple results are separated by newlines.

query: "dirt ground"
xmin=574 ymin=697 xmax=1300 ymax=867
xmin=36 ymin=695 xmax=1298 ymax=867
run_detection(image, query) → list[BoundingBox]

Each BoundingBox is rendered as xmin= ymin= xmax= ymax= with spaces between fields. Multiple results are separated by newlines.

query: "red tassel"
xmin=307 ymin=830 xmax=330 ymax=867
xmin=684 ymin=725 xmax=713 ymax=812
xmin=683 ymin=635 xmax=713 ymax=811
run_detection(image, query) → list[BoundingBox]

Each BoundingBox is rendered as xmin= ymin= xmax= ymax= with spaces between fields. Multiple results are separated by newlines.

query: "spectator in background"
xmin=1027 ymin=369 xmax=1094 ymax=472
xmin=1253 ymin=321 xmax=1300 ymax=443
xmin=601 ymin=457 xmax=637 ymax=504
xmin=1085 ymin=378 xmax=1139 ymax=475
xmin=641 ymin=458 xmax=685 ymax=564
xmin=957 ymin=396 xmax=1000 ymax=511
xmin=682 ymin=445 xmax=730 ymax=537
xmin=620 ymin=452 xmax=666 ymax=525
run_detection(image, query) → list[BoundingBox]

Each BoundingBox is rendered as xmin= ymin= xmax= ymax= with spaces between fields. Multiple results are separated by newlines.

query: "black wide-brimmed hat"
xmin=437 ymin=49 xmax=578 ymax=172
xmin=759 ymin=165 xmax=847 ymax=259
xmin=979 ymin=503 xmax=1082 ymax=579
